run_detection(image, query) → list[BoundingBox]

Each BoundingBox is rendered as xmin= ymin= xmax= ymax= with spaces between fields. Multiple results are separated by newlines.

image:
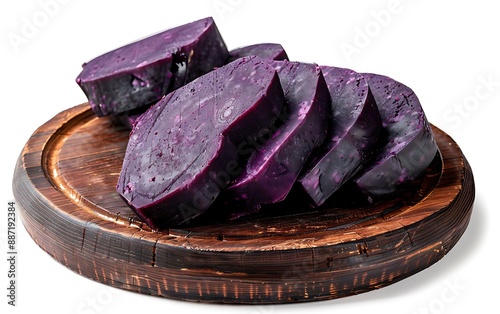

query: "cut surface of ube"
xmin=351 ymin=73 xmax=439 ymax=200
xmin=116 ymin=56 xmax=284 ymax=229
xmin=298 ymin=66 xmax=383 ymax=207
xmin=226 ymin=43 xmax=288 ymax=63
xmin=220 ymin=61 xmax=330 ymax=209
xmin=76 ymin=17 xmax=228 ymax=117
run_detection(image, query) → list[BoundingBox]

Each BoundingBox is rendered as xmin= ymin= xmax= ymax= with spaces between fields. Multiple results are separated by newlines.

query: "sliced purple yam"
xmin=226 ymin=43 xmax=288 ymax=63
xmin=116 ymin=56 xmax=284 ymax=229
xmin=351 ymin=73 xmax=438 ymax=199
xmin=298 ymin=66 xmax=383 ymax=207
xmin=221 ymin=61 xmax=330 ymax=208
xmin=76 ymin=17 xmax=228 ymax=117
xmin=108 ymin=105 xmax=150 ymax=129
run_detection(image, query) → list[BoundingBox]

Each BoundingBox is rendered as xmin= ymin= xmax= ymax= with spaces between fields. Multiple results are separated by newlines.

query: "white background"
xmin=1 ymin=0 xmax=498 ymax=313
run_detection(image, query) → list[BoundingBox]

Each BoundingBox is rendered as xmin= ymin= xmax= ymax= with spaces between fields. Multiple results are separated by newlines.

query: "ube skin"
xmin=116 ymin=56 xmax=284 ymax=229
xmin=226 ymin=43 xmax=288 ymax=63
xmin=222 ymin=61 xmax=330 ymax=206
xmin=109 ymin=106 xmax=150 ymax=129
xmin=352 ymin=73 xmax=438 ymax=199
xmin=76 ymin=17 xmax=228 ymax=117
xmin=298 ymin=66 xmax=383 ymax=207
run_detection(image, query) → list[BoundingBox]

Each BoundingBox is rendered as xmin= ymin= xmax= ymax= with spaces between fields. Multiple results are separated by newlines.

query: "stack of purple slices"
xmin=76 ymin=17 xmax=438 ymax=230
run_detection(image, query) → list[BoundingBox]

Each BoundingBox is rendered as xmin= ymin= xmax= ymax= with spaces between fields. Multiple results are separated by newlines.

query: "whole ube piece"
xmin=117 ymin=56 xmax=284 ymax=229
xmin=221 ymin=61 xmax=330 ymax=208
xmin=351 ymin=73 xmax=439 ymax=200
xmin=226 ymin=43 xmax=288 ymax=63
xmin=76 ymin=17 xmax=228 ymax=117
xmin=298 ymin=66 xmax=383 ymax=207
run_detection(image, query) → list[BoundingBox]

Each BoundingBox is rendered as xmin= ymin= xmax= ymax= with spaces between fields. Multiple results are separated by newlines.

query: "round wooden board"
xmin=13 ymin=103 xmax=475 ymax=304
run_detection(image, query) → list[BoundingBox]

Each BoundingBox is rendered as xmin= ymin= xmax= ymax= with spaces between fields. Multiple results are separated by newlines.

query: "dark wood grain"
xmin=12 ymin=103 xmax=475 ymax=304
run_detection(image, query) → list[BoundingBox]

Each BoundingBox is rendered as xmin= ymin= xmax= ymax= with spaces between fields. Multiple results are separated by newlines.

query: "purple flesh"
xmin=298 ymin=66 xmax=383 ymax=207
xmin=351 ymin=73 xmax=438 ymax=200
xmin=116 ymin=56 xmax=284 ymax=229
xmin=221 ymin=61 xmax=330 ymax=208
xmin=76 ymin=17 xmax=228 ymax=117
xmin=226 ymin=43 xmax=288 ymax=63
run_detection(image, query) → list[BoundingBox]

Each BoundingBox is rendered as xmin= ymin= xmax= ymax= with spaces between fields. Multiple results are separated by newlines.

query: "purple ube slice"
xmin=76 ymin=17 xmax=228 ymax=117
xmin=349 ymin=73 xmax=438 ymax=200
xmin=116 ymin=56 xmax=284 ymax=229
xmin=226 ymin=43 xmax=288 ymax=63
xmin=298 ymin=66 xmax=383 ymax=207
xmin=220 ymin=61 xmax=330 ymax=209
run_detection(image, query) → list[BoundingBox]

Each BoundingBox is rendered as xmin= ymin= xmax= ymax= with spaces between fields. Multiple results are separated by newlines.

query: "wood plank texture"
xmin=12 ymin=103 xmax=475 ymax=304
